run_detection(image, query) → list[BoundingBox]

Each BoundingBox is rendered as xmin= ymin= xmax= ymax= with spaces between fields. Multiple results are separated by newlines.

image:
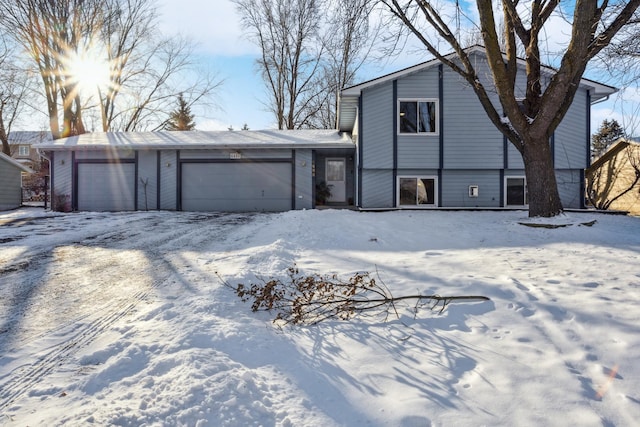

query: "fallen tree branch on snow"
xmin=221 ymin=266 xmax=490 ymax=325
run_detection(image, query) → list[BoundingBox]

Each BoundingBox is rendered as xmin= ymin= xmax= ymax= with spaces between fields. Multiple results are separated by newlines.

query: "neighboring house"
xmin=37 ymin=47 xmax=616 ymax=213
xmin=7 ymin=131 xmax=52 ymax=169
xmin=0 ymin=152 xmax=34 ymax=211
xmin=586 ymin=138 xmax=640 ymax=215
xmin=36 ymin=130 xmax=355 ymax=212
xmin=338 ymin=46 xmax=616 ymax=210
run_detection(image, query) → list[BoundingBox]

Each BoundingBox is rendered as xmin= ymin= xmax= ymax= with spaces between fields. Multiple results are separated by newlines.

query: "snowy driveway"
xmin=0 ymin=210 xmax=255 ymax=412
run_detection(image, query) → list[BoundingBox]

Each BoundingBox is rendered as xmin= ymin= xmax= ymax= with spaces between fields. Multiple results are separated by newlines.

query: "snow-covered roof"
xmin=36 ymin=130 xmax=354 ymax=151
xmin=0 ymin=152 xmax=34 ymax=173
xmin=8 ymin=131 xmax=52 ymax=145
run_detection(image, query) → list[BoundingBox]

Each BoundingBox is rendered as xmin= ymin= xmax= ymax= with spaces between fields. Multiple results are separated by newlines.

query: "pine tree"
xmin=592 ymin=119 xmax=625 ymax=158
xmin=165 ymin=93 xmax=196 ymax=131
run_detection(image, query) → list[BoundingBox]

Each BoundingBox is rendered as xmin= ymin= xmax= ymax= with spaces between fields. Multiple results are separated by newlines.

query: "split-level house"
xmin=37 ymin=47 xmax=615 ymax=212
xmin=338 ymin=46 xmax=616 ymax=210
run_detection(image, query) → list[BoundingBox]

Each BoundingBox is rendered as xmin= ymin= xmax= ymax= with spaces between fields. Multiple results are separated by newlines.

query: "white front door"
xmin=326 ymin=158 xmax=346 ymax=203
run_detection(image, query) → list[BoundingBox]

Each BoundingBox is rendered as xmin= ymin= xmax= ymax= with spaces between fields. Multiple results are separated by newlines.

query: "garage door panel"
xmin=78 ymin=163 xmax=135 ymax=211
xmin=182 ymin=163 xmax=292 ymax=212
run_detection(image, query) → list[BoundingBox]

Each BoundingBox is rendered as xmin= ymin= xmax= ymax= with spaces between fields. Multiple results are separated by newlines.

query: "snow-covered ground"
xmin=0 ymin=207 xmax=639 ymax=426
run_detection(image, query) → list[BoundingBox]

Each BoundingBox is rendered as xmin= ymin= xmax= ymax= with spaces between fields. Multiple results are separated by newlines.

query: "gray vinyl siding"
xmin=440 ymin=170 xmax=501 ymax=208
xmin=74 ymin=150 xmax=135 ymax=160
xmin=361 ymin=84 xmax=393 ymax=169
xmin=295 ymin=149 xmax=313 ymax=209
xmin=554 ymin=89 xmax=588 ymax=169
xmin=556 ymin=169 xmax=583 ymax=209
xmin=0 ymin=163 xmax=22 ymax=210
xmin=507 ymin=142 xmax=525 ymax=169
xmin=53 ymin=151 xmax=73 ymax=204
xmin=160 ymin=150 xmax=178 ymax=210
xmin=361 ymin=170 xmax=393 ymax=208
xmin=180 ymin=149 xmax=291 ymax=160
xmin=137 ymin=150 xmax=157 ymax=211
xmin=396 ymin=69 xmax=441 ymax=169
xmin=442 ymin=67 xmax=504 ymax=169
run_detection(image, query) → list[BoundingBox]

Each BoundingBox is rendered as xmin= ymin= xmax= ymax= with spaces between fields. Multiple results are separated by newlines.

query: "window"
xmin=398 ymin=176 xmax=437 ymax=207
xmin=505 ymin=177 xmax=528 ymax=206
xmin=18 ymin=145 xmax=30 ymax=157
xmin=399 ymin=99 xmax=438 ymax=134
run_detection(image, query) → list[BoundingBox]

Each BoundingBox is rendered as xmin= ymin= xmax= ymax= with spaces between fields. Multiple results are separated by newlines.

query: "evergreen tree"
xmin=165 ymin=93 xmax=196 ymax=131
xmin=592 ymin=119 xmax=625 ymax=157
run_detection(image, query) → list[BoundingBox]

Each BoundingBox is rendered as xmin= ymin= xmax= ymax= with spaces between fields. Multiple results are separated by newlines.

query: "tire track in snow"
xmin=0 ymin=212 xmax=256 ymax=412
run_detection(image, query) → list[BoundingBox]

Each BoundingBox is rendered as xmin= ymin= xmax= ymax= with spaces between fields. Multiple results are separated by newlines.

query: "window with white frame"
xmin=18 ymin=145 xmax=30 ymax=157
xmin=398 ymin=99 xmax=438 ymax=134
xmin=398 ymin=176 xmax=437 ymax=207
xmin=505 ymin=177 xmax=528 ymax=206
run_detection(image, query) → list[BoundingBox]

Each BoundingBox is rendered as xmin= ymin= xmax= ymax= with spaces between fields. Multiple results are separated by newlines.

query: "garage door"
xmin=181 ymin=162 xmax=292 ymax=212
xmin=77 ymin=163 xmax=136 ymax=211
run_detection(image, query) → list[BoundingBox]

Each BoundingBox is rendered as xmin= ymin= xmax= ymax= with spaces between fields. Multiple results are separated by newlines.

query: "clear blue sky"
xmin=155 ymin=1 xmax=635 ymax=134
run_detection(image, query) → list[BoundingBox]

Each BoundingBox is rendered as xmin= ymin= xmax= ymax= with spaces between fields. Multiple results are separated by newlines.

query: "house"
xmin=586 ymin=138 xmax=640 ymax=215
xmin=338 ymin=46 xmax=616 ymax=210
xmin=7 ymin=131 xmax=52 ymax=169
xmin=0 ymin=152 xmax=34 ymax=211
xmin=36 ymin=130 xmax=355 ymax=212
xmin=37 ymin=47 xmax=616 ymax=213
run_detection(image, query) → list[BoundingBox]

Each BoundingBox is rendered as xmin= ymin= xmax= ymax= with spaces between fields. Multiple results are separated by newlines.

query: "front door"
xmin=326 ymin=158 xmax=346 ymax=203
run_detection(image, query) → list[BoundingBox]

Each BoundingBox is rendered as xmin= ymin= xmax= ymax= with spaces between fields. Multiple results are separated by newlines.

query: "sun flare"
xmin=66 ymin=49 xmax=112 ymax=96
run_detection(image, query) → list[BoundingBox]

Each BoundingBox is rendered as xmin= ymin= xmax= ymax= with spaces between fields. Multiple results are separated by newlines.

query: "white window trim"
xmin=504 ymin=176 xmax=528 ymax=207
xmin=397 ymin=175 xmax=438 ymax=208
xmin=18 ymin=145 xmax=30 ymax=156
xmin=397 ymin=98 xmax=439 ymax=136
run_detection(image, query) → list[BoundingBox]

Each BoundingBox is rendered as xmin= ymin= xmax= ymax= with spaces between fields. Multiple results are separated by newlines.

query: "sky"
xmin=154 ymin=0 xmax=638 ymax=135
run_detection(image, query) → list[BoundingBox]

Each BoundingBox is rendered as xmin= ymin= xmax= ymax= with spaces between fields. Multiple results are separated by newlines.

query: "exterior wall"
xmin=442 ymin=67 xmax=504 ymax=169
xmin=554 ymin=89 xmax=589 ymax=170
xmin=587 ymin=144 xmax=640 ymax=215
xmin=159 ymin=150 xmax=178 ymax=210
xmin=0 ymin=163 xmax=22 ymax=210
xmin=361 ymin=170 xmax=393 ymax=208
xmin=556 ymin=169 xmax=583 ymax=209
xmin=295 ymin=149 xmax=313 ymax=210
xmin=51 ymin=151 xmax=73 ymax=210
xmin=361 ymin=84 xmax=394 ymax=169
xmin=137 ymin=150 xmax=158 ymax=211
xmin=440 ymin=170 xmax=501 ymax=208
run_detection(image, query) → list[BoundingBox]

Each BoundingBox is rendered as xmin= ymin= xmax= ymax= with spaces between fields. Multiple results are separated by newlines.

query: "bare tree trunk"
xmin=522 ymin=137 xmax=563 ymax=217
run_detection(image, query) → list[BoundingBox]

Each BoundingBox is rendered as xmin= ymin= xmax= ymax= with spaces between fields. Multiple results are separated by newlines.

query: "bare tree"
xmin=308 ymin=0 xmax=377 ymax=129
xmin=0 ymin=0 xmax=221 ymax=138
xmin=378 ymin=0 xmax=640 ymax=217
xmin=233 ymin=0 xmax=326 ymax=130
xmin=0 ymin=36 xmax=36 ymax=155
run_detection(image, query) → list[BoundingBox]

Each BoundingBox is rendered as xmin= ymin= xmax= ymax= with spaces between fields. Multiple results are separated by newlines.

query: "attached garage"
xmin=181 ymin=162 xmax=292 ymax=212
xmin=38 ymin=130 xmax=355 ymax=212
xmin=76 ymin=162 xmax=136 ymax=211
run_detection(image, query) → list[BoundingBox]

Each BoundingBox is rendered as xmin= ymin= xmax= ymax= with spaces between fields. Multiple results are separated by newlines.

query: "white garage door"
xmin=77 ymin=163 xmax=136 ymax=211
xmin=181 ymin=162 xmax=292 ymax=212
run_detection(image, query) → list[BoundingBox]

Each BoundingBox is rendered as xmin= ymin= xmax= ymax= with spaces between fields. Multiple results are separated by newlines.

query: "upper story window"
xmin=18 ymin=145 xmax=30 ymax=157
xmin=398 ymin=99 xmax=438 ymax=134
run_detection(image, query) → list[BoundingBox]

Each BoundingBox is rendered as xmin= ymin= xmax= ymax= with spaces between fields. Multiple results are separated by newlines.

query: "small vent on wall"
xmin=469 ymin=185 xmax=479 ymax=198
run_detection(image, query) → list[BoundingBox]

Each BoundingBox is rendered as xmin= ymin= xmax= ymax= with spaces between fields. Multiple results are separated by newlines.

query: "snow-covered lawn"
xmin=1 ymin=207 xmax=639 ymax=426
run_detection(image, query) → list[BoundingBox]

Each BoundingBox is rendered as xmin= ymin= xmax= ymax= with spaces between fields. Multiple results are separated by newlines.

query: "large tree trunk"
xmin=522 ymin=137 xmax=563 ymax=217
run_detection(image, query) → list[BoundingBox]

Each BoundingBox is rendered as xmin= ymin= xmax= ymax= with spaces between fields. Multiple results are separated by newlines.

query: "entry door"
xmin=326 ymin=158 xmax=346 ymax=203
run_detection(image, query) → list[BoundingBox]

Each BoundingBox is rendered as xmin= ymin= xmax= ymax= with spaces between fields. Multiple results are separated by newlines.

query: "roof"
xmin=588 ymin=138 xmax=640 ymax=171
xmin=338 ymin=45 xmax=618 ymax=132
xmin=0 ymin=152 xmax=34 ymax=173
xmin=36 ymin=130 xmax=355 ymax=151
xmin=8 ymin=131 xmax=52 ymax=145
